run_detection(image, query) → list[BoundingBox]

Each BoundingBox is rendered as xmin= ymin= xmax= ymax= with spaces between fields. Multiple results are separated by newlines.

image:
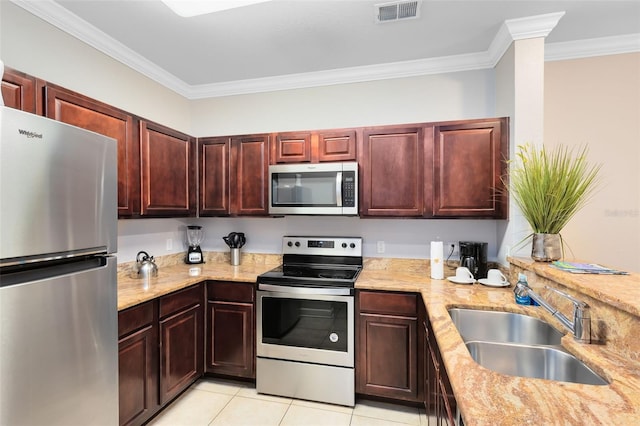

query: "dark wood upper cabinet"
xmin=43 ymin=84 xmax=140 ymax=217
xmin=230 ymin=134 xmax=270 ymax=216
xmin=1 ymin=67 xmax=37 ymax=113
xmin=432 ymin=118 xmax=508 ymax=218
xmin=271 ymin=130 xmax=357 ymax=164
xmin=199 ymin=137 xmax=230 ymax=216
xmin=361 ymin=126 xmax=425 ymax=217
xmin=317 ymin=130 xmax=357 ymax=162
xmin=140 ymin=120 xmax=197 ymax=217
xmin=273 ymin=132 xmax=312 ymax=163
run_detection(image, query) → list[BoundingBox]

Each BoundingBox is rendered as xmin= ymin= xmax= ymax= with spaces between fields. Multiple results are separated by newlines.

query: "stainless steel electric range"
xmin=256 ymin=236 xmax=362 ymax=407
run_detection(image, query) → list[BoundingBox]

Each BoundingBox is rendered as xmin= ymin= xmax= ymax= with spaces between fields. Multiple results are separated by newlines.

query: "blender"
xmin=185 ymin=225 xmax=204 ymax=264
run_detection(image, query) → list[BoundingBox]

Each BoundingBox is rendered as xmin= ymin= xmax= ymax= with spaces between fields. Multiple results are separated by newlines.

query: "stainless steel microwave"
xmin=268 ymin=162 xmax=358 ymax=215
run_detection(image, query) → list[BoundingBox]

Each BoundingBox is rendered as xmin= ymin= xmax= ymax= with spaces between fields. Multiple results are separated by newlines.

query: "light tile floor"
xmin=148 ymin=377 xmax=429 ymax=426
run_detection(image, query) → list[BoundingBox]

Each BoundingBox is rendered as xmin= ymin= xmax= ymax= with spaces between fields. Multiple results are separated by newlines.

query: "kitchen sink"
xmin=465 ymin=341 xmax=609 ymax=385
xmin=447 ymin=308 xmax=608 ymax=385
xmin=448 ymin=308 xmax=564 ymax=345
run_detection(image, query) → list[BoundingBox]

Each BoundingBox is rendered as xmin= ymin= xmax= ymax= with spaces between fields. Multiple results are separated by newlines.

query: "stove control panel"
xmin=282 ymin=236 xmax=362 ymax=257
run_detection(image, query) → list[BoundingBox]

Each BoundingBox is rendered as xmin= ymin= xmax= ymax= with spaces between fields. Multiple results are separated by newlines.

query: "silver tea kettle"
xmin=136 ymin=250 xmax=158 ymax=279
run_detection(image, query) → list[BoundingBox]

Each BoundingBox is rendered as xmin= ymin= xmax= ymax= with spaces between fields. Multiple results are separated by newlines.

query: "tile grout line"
xmin=206 ymin=390 xmax=238 ymax=426
xmin=276 ymin=398 xmax=294 ymax=426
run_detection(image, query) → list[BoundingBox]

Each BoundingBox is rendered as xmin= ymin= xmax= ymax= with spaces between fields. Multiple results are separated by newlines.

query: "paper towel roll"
xmin=430 ymin=241 xmax=444 ymax=279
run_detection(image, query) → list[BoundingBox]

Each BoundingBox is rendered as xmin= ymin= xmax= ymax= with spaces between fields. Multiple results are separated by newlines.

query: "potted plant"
xmin=508 ymin=143 xmax=601 ymax=261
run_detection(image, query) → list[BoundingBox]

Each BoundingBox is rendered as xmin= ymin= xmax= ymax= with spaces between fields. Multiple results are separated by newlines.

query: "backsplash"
xmin=117 ymin=251 xmax=282 ymax=279
xmin=509 ymin=258 xmax=640 ymax=363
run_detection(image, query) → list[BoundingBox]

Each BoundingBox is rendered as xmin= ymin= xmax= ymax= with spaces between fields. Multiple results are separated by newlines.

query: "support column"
xmin=494 ymin=13 xmax=564 ymax=264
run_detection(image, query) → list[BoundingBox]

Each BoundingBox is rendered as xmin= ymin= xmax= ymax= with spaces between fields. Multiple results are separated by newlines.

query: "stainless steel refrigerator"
xmin=0 ymin=106 xmax=119 ymax=425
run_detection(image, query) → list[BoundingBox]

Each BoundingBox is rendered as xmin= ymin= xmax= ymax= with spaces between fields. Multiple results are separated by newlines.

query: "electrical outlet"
xmin=166 ymin=238 xmax=173 ymax=251
xmin=376 ymin=241 xmax=385 ymax=254
xmin=446 ymin=241 xmax=458 ymax=257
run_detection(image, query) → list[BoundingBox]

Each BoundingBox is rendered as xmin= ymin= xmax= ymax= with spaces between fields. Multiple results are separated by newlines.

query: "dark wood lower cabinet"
xmin=117 ymin=285 xmax=204 ymax=426
xmin=423 ymin=302 xmax=458 ymax=425
xmin=118 ymin=301 xmax=158 ymax=426
xmin=206 ymin=281 xmax=255 ymax=379
xmin=356 ymin=290 xmax=423 ymax=403
xmin=159 ymin=303 xmax=203 ymax=404
xmin=158 ymin=286 xmax=204 ymax=404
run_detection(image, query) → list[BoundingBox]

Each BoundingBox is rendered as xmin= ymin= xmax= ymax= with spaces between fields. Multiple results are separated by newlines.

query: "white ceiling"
xmin=12 ymin=0 xmax=640 ymax=98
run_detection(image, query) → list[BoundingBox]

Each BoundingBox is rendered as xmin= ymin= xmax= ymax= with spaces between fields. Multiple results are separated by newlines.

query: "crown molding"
xmin=545 ymin=33 xmax=640 ymax=61
xmin=186 ymin=51 xmax=494 ymax=99
xmin=10 ymin=1 xmax=639 ymax=99
xmin=488 ymin=12 xmax=565 ymax=67
xmin=9 ymin=0 xmax=191 ymax=96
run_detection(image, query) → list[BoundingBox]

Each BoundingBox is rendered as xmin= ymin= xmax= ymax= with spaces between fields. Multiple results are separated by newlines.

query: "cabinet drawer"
xmin=207 ymin=281 xmax=254 ymax=303
xmin=118 ymin=301 xmax=154 ymax=338
xmin=359 ymin=291 xmax=416 ymax=316
xmin=159 ymin=285 xmax=202 ymax=319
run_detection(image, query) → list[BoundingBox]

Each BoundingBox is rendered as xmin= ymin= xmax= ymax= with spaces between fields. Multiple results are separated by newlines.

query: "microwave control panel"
xmin=343 ymin=171 xmax=356 ymax=207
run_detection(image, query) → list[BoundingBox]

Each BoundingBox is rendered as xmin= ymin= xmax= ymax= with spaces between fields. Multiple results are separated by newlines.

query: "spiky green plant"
xmin=509 ymin=144 xmax=601 ymax=235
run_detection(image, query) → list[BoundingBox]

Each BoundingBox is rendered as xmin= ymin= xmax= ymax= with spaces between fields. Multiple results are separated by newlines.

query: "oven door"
xmin=257 ymin=287 xmax=354 ymax=368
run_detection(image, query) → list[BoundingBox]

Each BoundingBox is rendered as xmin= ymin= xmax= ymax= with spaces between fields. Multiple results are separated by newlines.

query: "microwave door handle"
xmin=336 ymin=171 xmax=343 ymax=207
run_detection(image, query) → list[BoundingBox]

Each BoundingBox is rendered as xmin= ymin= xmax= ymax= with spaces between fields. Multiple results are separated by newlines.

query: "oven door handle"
xmin=258 ymin=283 xmax=352 ymax=296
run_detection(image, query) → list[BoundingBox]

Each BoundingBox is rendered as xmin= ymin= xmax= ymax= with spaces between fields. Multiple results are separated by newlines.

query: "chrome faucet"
xmin=514 ymin=282 xmax=592 ymax=343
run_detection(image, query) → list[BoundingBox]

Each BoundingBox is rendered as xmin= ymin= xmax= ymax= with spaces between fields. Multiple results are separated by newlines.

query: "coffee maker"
xmin=459 ymin=241 xmax=488 ymax=279
xmin=185 ymin=225 xmax=204 ymax=264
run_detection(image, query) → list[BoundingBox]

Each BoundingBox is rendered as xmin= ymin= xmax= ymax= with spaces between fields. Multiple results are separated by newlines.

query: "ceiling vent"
xmin=375 ymin=1 xmax=421 ymax=24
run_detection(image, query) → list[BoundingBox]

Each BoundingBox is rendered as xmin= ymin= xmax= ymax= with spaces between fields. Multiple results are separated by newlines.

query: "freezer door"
xmin=0 ymin=107 xmax=117 ymax=262
xmin=0 ymin=256 xmax=118 ymax=425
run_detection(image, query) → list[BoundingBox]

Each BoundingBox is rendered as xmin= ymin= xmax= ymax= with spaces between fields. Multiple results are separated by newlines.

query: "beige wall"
xmin=544 ymin=53 xmax=640 ymax=272
xmin=189 ymin=70 xmax=495 ymax=136
xmin=0 ymin=2 xmax=191 ymax=133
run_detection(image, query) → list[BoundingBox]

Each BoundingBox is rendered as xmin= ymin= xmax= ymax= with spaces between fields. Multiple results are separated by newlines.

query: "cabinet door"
xmin=140 ymin=121 xmax=196 ymax=217
xmin=44 ymin=85 xmax=139 ymax=217
xmin=357 ymin=313 xmax=418 ymax=401
xmin=118 ymin=302 xmax=158 ymax=426
xmin=273 ymin=132 xmax=311 ymax=163
xmin=230 ymin=134 xmax=270 ymax=215
xmin=361 ymin=127 xmax=424 ymax=216
xmin=317 ymin=130 xmax=357 ymax=162
xmin=206 ymin=301 xmax=255 ymax=378
xmin=433 ymin=118 xmax=508 ymax=218
xmin=1 ymin=67 xmax=36 ymax=113
xmin=426 ymin=311 xmax=458 ymax=426
xmin=199 ymin=137 xmax=230 ymax=216
xmin=159 ymin=304 xmax=203 ymax=404
xmin=357 ymin=291 xmax=421 ymax=402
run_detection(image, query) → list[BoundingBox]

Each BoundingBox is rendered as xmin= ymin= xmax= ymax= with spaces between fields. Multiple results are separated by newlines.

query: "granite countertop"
xmin=118 ymin=254 xmax=640 ymax=425
xmin=117 ymin=252 xmax=280 ymax=310
xmin=356 ymin=263 xmax=640 ymax=426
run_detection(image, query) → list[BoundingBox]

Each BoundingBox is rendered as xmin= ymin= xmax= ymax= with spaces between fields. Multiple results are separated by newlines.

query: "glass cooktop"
xmin=257 ymin=264 xmax=361 ymax=287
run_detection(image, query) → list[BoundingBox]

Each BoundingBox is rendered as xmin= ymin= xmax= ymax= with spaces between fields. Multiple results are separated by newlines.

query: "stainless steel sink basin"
xmin=448 ymin=308 xmax=564 ymax=345
xmin=466 ymin=341 xmax=609 ymax=385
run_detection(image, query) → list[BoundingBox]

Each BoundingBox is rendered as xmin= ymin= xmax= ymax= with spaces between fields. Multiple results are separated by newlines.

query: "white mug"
xmin=455 ymin=267 xmax=474 ymax=280
xmin=487 ymin=269 xmax=507 ymax=284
